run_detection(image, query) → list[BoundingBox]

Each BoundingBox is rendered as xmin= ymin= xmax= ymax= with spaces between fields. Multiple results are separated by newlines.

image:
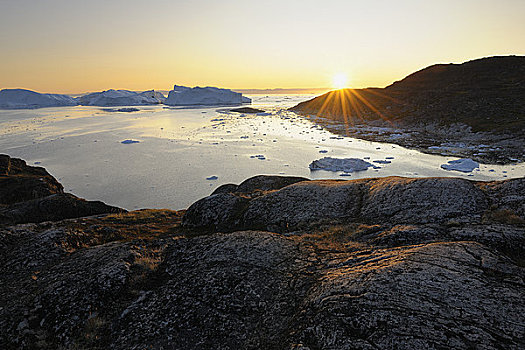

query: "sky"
xmin=1 ymin=0 xmax=524 ymax=93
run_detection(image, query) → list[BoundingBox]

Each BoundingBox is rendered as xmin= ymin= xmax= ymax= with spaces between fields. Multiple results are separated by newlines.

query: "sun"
xmin=332 ymin=73 xmax=348 ymax=89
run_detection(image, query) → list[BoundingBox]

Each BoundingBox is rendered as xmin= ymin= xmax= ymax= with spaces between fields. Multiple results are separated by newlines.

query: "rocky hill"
xmin=1 ymin=155 xmax=524 ymax=349
xmin=290 ymin=56 xmax=525 ymax=163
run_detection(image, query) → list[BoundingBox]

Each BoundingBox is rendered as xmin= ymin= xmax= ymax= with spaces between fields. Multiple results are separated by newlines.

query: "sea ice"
xmin=77 ymin=90 xmax=165 ymax=106
xmin=0 ymin=89 xmax=76 ymax=109
xmin=165 ymin=85 xmax=251 ymax=106
xmin=440 ymin=158 xmax=479 ymax=173
xmin=309 ymin=157 xmax=375 ymax=172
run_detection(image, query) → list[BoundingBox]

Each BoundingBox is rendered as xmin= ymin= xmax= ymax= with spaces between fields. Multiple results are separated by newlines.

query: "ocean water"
xmin=1 ymin=95 xmax=523 ymax=210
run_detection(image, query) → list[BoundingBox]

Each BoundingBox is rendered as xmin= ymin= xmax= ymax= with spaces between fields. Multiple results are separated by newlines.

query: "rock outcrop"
xmin=1 ymin=170 xmax=524 ymax=349
xmin=183 ymin=176 xmax=505 ymax=232
xmin=0 ymin=155 xmax=63 ymax=205
xmin=0 ymin=154 xmax=124 ymax=224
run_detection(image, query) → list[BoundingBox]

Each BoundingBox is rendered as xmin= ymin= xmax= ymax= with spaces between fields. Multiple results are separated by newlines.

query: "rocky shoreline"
xmin=1 ymin=155 xmax=524 ymax=349
xmin=306 ymin=115 xmax=524 ymax=165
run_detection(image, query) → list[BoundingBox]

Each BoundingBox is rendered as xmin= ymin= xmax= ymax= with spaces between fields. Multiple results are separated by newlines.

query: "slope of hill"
xmin=290 ymin=56 xmax=525 ymax=163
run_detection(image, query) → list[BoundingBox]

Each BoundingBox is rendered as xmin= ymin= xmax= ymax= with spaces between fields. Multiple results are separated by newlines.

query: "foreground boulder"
xmin=0 ymin=154 xmax=124 ymax=224
xmin=183 ymin=175 xmax=504 ymax=232
xmin=1 ymin=171 xmax=523 ymax=349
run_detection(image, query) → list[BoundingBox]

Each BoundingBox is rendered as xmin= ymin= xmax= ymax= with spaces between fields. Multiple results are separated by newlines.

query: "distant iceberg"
xmin=0 ymin=89 xmax=77 ymax=109
xmin=77 ymin=89 xmax=166 ymax=106
xmin=309 ymin=157 xmax=376 ymax=172
xmin=165 ymin=85 xmax=251 ymax=106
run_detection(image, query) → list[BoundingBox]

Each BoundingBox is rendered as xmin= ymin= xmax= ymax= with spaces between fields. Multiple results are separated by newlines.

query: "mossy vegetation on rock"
xmin=1 ymin=166 xmax=524 ymax=349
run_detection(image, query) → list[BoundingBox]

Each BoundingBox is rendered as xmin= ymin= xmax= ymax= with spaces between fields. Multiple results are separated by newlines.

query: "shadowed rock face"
xmin=0 ymin=193 xmax=123 ymax=224
xmin=1 ymin=171 xmax=524 ymax=349
xmin=0 ymin=154 xmax=63 ymax=205
xmin=0 ymin=154 xmax=124 ymax=224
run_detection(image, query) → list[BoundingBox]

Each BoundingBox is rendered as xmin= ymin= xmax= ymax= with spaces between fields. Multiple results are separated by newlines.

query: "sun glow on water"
xmin=332 ymin=73 xmax=348 ymax=89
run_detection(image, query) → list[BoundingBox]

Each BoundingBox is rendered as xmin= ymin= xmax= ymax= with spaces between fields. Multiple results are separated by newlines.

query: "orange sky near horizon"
xmin=1 ymin=0 xmax=524 ymax=94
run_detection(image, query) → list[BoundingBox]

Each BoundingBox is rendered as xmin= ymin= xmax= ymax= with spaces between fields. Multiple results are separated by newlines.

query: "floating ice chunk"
xmin=165 ymin=85 xmax=251 ymax=106
xmin=0 ymin=89 xmax=76 ymax=109
xmin=250 ymin=154 xmax=266 ymax=160
xmin=440 ymin=158 xmax=479 ymax=173
xmin=309 ymin=157 xmax=375 ymax=172
xmin=121 ymin=139 xmax=140 ymax=144
xmin=206 ymin=176 xmax=218 ymax=180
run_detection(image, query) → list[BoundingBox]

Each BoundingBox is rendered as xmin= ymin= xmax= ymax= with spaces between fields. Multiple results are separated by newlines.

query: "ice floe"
xmin=440 ymin=158 xmax=479 ymax=172
xmin=309 ymin=157 xmax=376 ymax=172
xmin=0 ymin=89 xmax=76 ymax=109
xmin=250 ymin=155 xmax=266 ymax=160
xmin=165 ymin=85 xmax=251 ymax=106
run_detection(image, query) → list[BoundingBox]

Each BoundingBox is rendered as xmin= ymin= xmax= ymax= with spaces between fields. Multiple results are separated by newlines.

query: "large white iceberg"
xmin=440 ymin=158 xmax=479 ymax=173
xmin=0 ymin=89 xmax=77 ymax=109
xmin=165 ymin=85 xmax=251 ymax=106
xmin=309 ymin=157 xmax=376 ymax=172
xmin=77 ymin=89 xmax=166 ymax=106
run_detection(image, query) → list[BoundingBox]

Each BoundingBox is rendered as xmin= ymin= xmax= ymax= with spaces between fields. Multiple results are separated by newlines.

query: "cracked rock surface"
xmin=1 ymin=172 xmax=524 ymax=349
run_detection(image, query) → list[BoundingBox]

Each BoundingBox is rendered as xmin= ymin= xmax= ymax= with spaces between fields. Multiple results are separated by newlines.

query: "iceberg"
xmin=77 ymin=89 xmax=165 ymax=106
xmin=165 ymin=85 xmax=251 ymax=106
xmin=0 ymin=89 xmax=77 ymax=109
xmin=121 ymin=139 xmax=140 ymax=144
xmin=309 ymin=157 xmax=375 ymax=172
xmin=440 ymin=158 xmax=479 ymax=173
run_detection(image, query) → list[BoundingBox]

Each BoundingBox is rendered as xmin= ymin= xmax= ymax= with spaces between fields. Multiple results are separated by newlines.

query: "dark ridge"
xmin=290 ymin=56 xmax=525 ymax=133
